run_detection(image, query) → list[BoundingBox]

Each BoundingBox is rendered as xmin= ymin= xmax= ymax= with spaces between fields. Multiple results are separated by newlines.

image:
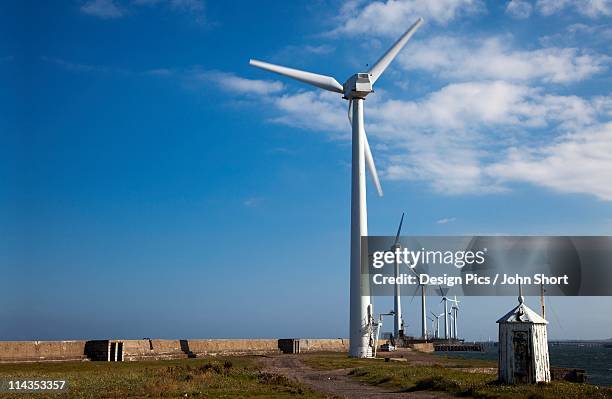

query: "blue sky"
xmin=1 ymin=0 xmax=611 ymax=341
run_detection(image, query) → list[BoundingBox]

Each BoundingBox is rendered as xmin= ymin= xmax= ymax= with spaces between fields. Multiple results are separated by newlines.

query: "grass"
xmin=2 ymin=353 xmax=610 ymax=398
xmin=0 ymin=357 xmax=323 ymax=399
xmin=302 ymin=353 xmax=612 ymax=399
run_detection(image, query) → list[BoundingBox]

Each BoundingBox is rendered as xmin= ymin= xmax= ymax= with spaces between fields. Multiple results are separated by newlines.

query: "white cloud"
xmin=198 ymin=71 xmax=284 ymax=96
xmin=244 ymin=78 xmax=610 ymax=198
xmin=539 ymin=23 xmax=612 ymax=49
xmin=81 ymin=0 xmax=124 ymax=18
xmin=487 ymin=122 xmax=612 ymax=200
xmin=536 ymin=0 xmax=612 ymax=18
xmin=363 ymin=82 xmax=593 ymax=193
xmin=132 ymin=0 xmax=163 ymax=4
xmin=303 ymin=45 xmax=336 ymax=55
xmin=505 ymin=0 xmax=533 ymax=18
xmin=84 ymin=0 xmax=208 ymax=23
xmin=41 ymin=56 xmax=124 ymax=73
xmin=270 ymin=91 xmax=347 ymax=138
xmin=372 ymin=82 xmax=595 ymax=132
xmin=398 ymin=36 xmax=609 ymax=83
xmin=437 ymin=217 xmax=457 ymax=224
xmin=169 ymin=0 xmax=204 ymax=12
xmin=145 ymin=68 xmax=173 ymax=76
xmin=243 ymin=197 xmax=263 ymax=207
xmin=331 ymin=0 xmax=484 ymax=36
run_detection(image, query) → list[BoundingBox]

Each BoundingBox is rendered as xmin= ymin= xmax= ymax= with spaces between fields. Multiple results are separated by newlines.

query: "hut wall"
xmin=532 ymin=324 xmax=551 ymax=382
xmin=499 ymin=323 xmax=532 ymax=384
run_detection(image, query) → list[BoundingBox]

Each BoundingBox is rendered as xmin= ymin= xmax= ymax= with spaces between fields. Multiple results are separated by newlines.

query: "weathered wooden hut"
xmin=497 ymin=294 xmax=550 ymax=384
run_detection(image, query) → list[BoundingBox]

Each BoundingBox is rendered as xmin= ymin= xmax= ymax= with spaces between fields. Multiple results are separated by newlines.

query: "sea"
xmin=434 ymin=344 xmax=612 ymax=387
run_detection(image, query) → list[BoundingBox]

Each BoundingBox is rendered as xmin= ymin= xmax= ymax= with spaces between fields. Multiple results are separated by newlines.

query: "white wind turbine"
xmin=448 ymin=313 xmax=455 ymax=339
xmin=391 ymin=213 xmax=405 ymax=340
xmin=449 ymin=295 xmax=460 ymax=339
xmin=250 ymin=18 xmax=424 ymax=358
xmin=408 ymin=263 xmax=427 ymax=340
xmin=427 ymin=315 xmax=435 ymax=339
xmin=439 ymin=286 xmax=450 ymax=340
xmin=430 ymin=311 xmax=443 ymax=339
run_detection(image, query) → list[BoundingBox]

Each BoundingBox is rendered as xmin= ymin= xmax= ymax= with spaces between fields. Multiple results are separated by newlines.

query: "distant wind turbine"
xmin=439 ymin=286 xmax=450 ymax=340
xmin=250 ymin=18 xmax=425 ymax=357
xmin=408 ymin=261 xmax=427 ymax=340
xmin=448 ymin=295 xmax=460 ymax=339
xmin=430 ymin=311 xmax=443 ymax=339
xmin=391 ymin=213 xmax=405 ymax=340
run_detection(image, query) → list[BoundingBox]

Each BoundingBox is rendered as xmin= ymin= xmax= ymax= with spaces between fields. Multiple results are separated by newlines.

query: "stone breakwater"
xmin=0 ymin=339 xmax=350 ymax=362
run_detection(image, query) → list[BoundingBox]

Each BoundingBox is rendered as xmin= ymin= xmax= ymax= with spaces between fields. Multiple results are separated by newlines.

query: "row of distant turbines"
xmin=251 ymin=17 xmax=429 ymax=357
xmin=429 ymin=296 xmax=460 ymax=340
xmin=390 ymin=214 xmax=462 ymax=342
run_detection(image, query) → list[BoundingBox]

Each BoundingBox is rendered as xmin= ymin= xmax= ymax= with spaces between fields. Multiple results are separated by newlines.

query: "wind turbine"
xmin=391 ymin=213 xmax=405 ymax=340
xmin=249 ymin=18 xmax=425 ymax=358
xmin=430 ymin=311 xmax=443 ymax=339
xmin=439 ymin=286 xmax=450 ymax=340
xmin=427 ymin=315 xmax=435 ymax=339
xmin=408 ymin=265 xmax=427 ymax=340
xmin=448 ymin=296 xmax=460 ymax=340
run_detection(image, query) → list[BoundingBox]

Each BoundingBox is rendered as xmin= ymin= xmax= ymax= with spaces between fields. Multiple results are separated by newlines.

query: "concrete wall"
xmin=278 ymin=339 xmax=350 ymax=354
xmin=0 ymin=338 xmax=349 ymax=362
xmin=122 ymin=339 xmax=281 ymax=361
xmin=411 ymin=342 xmax=434 ymax=352
xmin=186 ymin=339 xmax=279 ymax=355
xmin=0 ymin=341 xmax=87 ymax=362
xmin=297 ymin=339 xmax=349 ymax=352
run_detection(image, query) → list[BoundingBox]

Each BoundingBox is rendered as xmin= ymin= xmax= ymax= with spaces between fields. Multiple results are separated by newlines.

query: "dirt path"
xmin=259 ymin=355 xmax=451 ymax=399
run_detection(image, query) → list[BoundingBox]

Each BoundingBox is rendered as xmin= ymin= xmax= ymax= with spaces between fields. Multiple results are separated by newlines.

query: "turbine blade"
xmin=349 ymin=101 xmax=383 ymax=196
xmin=364 ymin=133 xmax=383 ymax=196
xmin=348 ymin=100 xmax=383 ymax=196
xmin=409 ymin=284 xmax=420 ymax=304
xmin=394 ymin=212 xmax=405 ymax=245
xmin=249 ymin=59 xmax=344 ymax=93
xmin=368 ymin=18 xmax=424 ymax=84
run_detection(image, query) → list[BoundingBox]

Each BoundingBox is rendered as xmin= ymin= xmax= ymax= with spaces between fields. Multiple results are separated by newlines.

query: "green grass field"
xmin=302 ymin=353 xmax=612 ymax=399
xmin=1 ymin=353 xmax=611 ymax=398
xmin=0 ymin=357 xmax=323 ymax=399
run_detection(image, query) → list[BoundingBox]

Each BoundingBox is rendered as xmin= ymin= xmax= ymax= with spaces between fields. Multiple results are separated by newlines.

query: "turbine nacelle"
xmin=343 ymin=73 xmax=373 ymax=100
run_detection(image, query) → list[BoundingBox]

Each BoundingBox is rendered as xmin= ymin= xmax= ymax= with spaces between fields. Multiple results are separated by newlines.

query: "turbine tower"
xmin=249 ymin=18 xmax=424 ymax=358
xmin=439 ymin=287 xmax=450 ymax=340
xmin=392 ymin=213 xmax=405 ymax=340
xmin=430 ymin=311 xmax=443 ymax=339
xmin=427 ymin=315 xmax=435 ymax=339
xmin=409 ymin=265 xmax=427 ymax=340
xmin=449 ymin=296 xmax=460 ymax=339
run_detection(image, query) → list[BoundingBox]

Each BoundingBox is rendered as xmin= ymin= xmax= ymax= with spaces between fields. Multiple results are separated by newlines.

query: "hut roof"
xmin=496 ymin=299 xmax=548 ymax=324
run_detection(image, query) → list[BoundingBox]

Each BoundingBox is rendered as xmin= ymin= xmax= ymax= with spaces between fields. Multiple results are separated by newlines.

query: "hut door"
xmin=512 ymin=331 xmax=532 ymax=383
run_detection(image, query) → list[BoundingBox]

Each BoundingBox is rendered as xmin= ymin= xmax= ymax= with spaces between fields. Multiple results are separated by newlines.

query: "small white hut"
xmin=497 ymin=294 xmax=550 ymax=384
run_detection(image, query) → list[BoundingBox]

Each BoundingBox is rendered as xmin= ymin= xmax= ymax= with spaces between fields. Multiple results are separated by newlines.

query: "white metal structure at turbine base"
xmin=249 ymin=17 xmax=424 ymax=358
